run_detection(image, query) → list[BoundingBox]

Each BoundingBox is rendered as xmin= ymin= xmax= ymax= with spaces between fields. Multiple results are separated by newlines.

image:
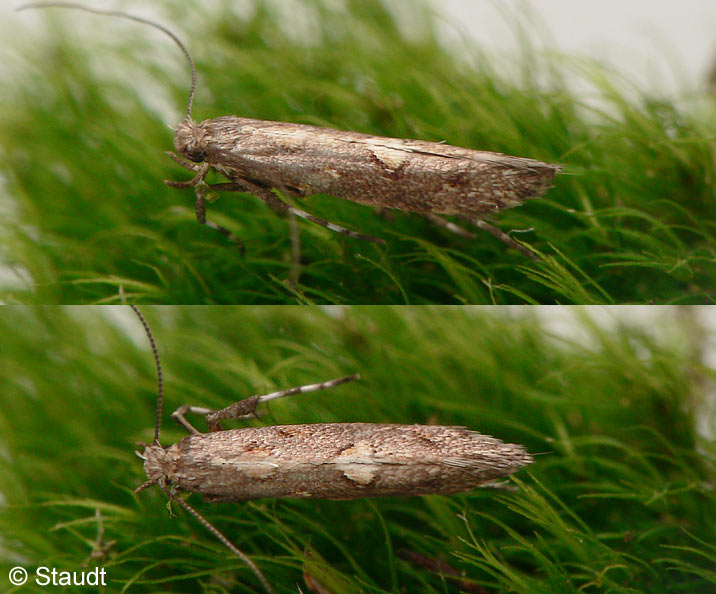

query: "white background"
xmin=435 ymin=0 xmax=716 ymax=94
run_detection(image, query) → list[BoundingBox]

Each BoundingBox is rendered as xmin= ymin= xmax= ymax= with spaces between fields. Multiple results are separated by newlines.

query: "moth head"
xmin=174 ymin=118 xmax=207 ymax=163
xmin=139 ymin=443 xmax=173 ymax=488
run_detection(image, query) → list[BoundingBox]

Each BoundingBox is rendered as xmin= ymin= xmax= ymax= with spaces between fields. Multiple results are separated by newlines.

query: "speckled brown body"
xmin=143 ymin=423 xmax=532 ymax=501
xmin=174 ymin=117 xmax=560 ymax=215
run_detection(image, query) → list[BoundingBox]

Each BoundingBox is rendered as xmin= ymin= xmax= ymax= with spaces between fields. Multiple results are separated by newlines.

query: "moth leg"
xmin=288 ymin=209 xmax=301 ymax=288
xmin=162 ymin=156 xmax=240 ymax=243
xmin=423 ymin=213 xmax=476 ymax=239
xmin=206 ymin=181 xmax=386 ymax=244
xmin=272 ymin=183 xmax=386 ymax=244
xmin=192 ymin=185 xmax=244 ymax=249
xmin=170 ymin=374 xmax=360 ymax=433
xmin=185 ymin=180 xmax=285 ymax=251
xmin=204 ymin=374 xmax=361 ymax=432
xmin=287 ymin=207 xmax=386 ymax=243
xmin=201 ymin=181 xmax=303 ymax=280
xmin=396 ymin=549 xmax=476 ymax=593
xmin=171 ymin=404 xmax=214 ymax=435
xmin=478 ymin=480 xmax=518 ymax=492
xmin=203 ymin=183 xmax=289 ymax=215
xmin=461 ymin=216 xmax=539 ymax=261
xmin=165 ymin=151 xmax=201 ymax=172
xmin=168 ymin=168 xmax=246 ymax=245
xmin=164 ymin=162 xmax=209 ymax=189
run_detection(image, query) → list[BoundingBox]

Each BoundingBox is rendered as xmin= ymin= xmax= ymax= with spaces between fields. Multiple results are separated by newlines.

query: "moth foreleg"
xmin=165 ymin=151 xmax=202 ymax=172
xmin=164 ymin=161 xmax=209 ymax=189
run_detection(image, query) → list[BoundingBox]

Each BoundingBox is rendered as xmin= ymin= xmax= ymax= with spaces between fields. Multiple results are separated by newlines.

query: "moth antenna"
xmin=17 ymin=2 xmax=196 ymax=120
xmin=129 ymin=306 xmax=163 ymax=446
xmin=162 ymin=486 xmax=274 ymax=594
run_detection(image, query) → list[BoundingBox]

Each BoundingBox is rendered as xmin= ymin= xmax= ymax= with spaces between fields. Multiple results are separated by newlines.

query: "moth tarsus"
xmin=20 ymin=1 xmax=561 ymax=257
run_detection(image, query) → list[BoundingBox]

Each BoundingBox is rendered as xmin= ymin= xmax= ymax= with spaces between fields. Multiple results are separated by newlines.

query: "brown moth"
xmin=128 ymin=307 xmax=532 ymax=594
xmin=20 ymin=2 xmax=561 ymax=258
xmin=172 ymin=117 xmax=561 ymax=253
xmin=147 ymin=422 xmax=532 ymax=502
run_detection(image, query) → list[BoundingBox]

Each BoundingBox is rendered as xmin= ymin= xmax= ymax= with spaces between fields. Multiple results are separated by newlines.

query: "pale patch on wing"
xmin=333 ymin=442 xmax=380 ymax=485
xmin=325 ymin=168 xmax=341 ymax=179
xmin=371 ymin=145 xmax=409 ymax=171
xmin=334 ymin=442 xmax=375 ymax=461
xmin=339 ymin=463 xmax=380 ymax=485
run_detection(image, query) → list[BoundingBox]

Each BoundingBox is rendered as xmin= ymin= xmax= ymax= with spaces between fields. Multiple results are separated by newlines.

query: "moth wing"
xmin=339 ymin=134 xmax=560 ymax=172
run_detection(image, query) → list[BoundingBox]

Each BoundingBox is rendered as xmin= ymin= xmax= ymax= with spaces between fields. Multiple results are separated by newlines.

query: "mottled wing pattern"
xmin=197 ymin=117 xmax=560 ymax=215
xmin=161 ymin=423 xmax=532 ymax=501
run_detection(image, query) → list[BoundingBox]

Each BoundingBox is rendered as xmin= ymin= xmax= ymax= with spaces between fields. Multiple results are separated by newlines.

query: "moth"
xmin=129 ymin=306 xmax=532 ymax=594
xmin=20 ymin=2 xmax=561 ymax=258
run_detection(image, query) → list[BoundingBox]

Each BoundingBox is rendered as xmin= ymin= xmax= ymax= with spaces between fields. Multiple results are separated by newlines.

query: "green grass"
xmin=0 ymin=306 xmax=714 ymax=593
xmin=1 ymin=1 xmax=715 ymax=304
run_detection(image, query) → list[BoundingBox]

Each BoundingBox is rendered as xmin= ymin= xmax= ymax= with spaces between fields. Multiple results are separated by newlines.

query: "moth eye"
xmin=187 ymin=150 xmax=207 ymax=163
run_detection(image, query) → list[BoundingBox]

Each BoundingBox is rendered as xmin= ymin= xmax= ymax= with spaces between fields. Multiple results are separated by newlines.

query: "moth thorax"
xmin=174 ymin=118 xmax=208 ymax=163
xmin=142 ymin=444 xmax=173 ymax=484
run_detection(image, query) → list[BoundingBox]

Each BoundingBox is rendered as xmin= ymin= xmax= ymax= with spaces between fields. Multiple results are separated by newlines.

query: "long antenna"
xmin=128 ymin=308 xmax=272 ymax=593
xmin=17 ymin=2 xmax=196 ymax=120
xmin=164 ymin=486 xmax=274 ymax=594
xmin=129 ymin=306 xmax=163 ymax=445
